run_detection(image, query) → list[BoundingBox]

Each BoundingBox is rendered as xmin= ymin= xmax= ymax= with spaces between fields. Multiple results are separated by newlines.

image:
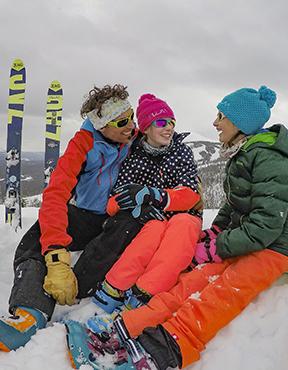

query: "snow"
xmin=192 ymin=145 xmax=220 ymax=164
xmin=21 ymin=176 xmax=33 ymax=182
xmin=0 ymin=207 xmax=288 ymax=370
xmin=184 ymin=133 xmax=214 ymax=143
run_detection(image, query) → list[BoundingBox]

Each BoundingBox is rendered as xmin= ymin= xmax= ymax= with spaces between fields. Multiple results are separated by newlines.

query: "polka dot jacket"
xmin=113 ymin=132 xmax=202 ymax=219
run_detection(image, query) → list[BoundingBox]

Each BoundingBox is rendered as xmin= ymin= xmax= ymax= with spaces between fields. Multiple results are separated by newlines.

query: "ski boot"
xmin=92 ymin=280 xmax=125 ymax=314
xmin=0 ymin=307 xmax=46 ymax=351
xmin=124 ymin=286 xmax=151 ymax=311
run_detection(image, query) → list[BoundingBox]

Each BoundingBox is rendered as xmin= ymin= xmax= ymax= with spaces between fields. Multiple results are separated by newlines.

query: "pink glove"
xmin=199 ymin=224 xmax=222 ymax=242
xmin=192 ymin=239 xmax=222 ymax=265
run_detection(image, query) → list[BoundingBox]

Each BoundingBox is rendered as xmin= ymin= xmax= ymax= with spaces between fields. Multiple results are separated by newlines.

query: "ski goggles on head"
xmin=107 ymin=111 xmax=134 ymax=128
xmin=151 ymin=118 xmax=176 ymax=128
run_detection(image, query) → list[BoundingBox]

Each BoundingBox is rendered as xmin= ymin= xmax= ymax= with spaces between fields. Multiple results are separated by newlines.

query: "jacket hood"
xmin=269 ymin=124 xmax=288 ymax=157
xmin=243 ymin=124 xmax=288 ymax=157
xmin=131 ymin=131 xmax=190 ymax=151
xmin=173 ymin=131 xmax=191 ymax=143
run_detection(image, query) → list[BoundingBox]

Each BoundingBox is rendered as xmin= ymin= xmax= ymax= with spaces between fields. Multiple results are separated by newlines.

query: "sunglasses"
xmin=151 ymin=118 xmax=176 ymax=128
xmin=107 ymin=111 xmax=134 ymax=128
xmin=216 ymin=112 xmax=226 ymax=121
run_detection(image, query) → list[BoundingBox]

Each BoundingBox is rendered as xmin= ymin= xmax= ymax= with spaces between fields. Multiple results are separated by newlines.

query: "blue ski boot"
xmin=124 ymin=286 xmax=151 ymax=311
xmin=0 ymin=307 xmax=46 ymax=351
xmin=93 ymin=280 xmax=125 ymax=314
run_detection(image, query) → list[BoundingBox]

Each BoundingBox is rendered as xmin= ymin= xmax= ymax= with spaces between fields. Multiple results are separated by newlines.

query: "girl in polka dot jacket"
xmin=92 ymin=93 xmax=203 ymax=314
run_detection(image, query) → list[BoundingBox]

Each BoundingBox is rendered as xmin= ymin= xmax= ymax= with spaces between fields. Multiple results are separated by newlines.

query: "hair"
xmin=80 ymin=84 xmax=129 ymax=119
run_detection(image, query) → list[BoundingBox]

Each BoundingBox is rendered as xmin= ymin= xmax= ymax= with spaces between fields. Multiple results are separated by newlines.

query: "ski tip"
xmin=50 ymin=80 xmax=62 ymax=92
xmin=11 ymin=59 xmax=25 ymax=71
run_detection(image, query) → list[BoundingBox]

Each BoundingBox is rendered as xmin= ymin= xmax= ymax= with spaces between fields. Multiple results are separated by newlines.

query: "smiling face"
xmin=144 ymin=119 xmax=175 ymax=147
xmin=213 ymin=112 xmax=240 ymax=146
xmin=100 ymin=108 xmax=135 ymax=144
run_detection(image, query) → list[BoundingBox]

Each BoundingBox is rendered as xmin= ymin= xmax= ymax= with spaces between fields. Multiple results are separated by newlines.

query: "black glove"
xmin=114 ymin=184 xmax=168 ymax=210
xmin=132 ymin=204 xmax=166 ymax=224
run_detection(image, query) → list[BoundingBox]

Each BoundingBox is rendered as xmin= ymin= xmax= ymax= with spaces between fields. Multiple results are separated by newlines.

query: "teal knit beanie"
xmin=217 ymin=86 xmax=277 ymax=135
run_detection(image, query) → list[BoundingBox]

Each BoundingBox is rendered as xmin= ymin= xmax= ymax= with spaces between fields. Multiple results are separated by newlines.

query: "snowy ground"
xmin=0 ymin=206 xmax=288 ymax=370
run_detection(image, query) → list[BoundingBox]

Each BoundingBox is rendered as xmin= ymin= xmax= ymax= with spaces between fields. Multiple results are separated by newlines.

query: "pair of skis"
xmin=4 ymin=59 xmax=63 ymax=230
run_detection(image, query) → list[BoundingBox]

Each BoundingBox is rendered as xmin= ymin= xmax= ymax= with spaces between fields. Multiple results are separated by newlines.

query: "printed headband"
xmin=87 ymin=97 xmax=132 ymax=130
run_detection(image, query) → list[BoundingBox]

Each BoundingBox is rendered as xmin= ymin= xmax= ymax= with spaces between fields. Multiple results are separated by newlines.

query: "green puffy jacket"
xmin=214 ymin=124 xmax=288 ymax=259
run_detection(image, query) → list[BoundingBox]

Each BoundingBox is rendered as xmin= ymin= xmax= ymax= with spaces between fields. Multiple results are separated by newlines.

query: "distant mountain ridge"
xmin=0 ymin=151 xmax=45 ymax=203
xmin=185 ymin=140 xmax=222 ymax=167
xmin=0 ymin=143 xmax=227 ymax=209
xmin=185 ymin=141 xmax=226 ymax=208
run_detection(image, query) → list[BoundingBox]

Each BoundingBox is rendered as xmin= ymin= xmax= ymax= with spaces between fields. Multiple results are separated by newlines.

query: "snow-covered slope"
xmin=0 ymin=207 xmax=287 ymax=370
xmin=185 ymin=141 xmax=222 ymax=167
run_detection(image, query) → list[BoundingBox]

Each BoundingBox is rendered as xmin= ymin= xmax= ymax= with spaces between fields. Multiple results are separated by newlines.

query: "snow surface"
xmin=192 ymin=145 xmax=220 ymax=165
xmin=184 ymin=133 xmax=215 ymax=143
xmin=0 ymin=207 xmax=288 ymax=370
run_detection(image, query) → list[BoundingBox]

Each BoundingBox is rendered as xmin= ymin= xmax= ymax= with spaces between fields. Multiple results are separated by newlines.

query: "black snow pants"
xmin=8 ymin=204 xmax=142 ymax=319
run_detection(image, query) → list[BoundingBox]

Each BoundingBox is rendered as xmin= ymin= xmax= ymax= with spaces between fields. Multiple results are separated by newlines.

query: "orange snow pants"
xmin=122 ymin=249 xmax=288 ymax=368
xmin=106 ymin=213 xmax=201 ymax=295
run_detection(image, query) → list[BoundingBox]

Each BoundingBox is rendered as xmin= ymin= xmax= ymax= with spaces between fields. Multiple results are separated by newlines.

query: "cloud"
xmin=0 ymin=0 xmax=287 ymax=151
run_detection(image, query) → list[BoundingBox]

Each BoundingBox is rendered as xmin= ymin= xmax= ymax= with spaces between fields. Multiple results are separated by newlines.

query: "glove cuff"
xmin=106 ymin=196 xmax=120 ymax=216
xmin=44 ymin=248 xmax=71 ymax=266
xmin=208 ymin=239 xmax=222 ymax=263
xmin=164 ymin=186 xmax=201 ymax=212
xmin=150 ymin=187 xmax=168 ymax=209
xmin=211 ymin=224 xmax=222 ymax=235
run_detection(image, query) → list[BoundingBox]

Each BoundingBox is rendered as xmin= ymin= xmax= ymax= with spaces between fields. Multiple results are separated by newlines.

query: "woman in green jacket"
xmin=66 ymin=86 xmax=288 ymax=370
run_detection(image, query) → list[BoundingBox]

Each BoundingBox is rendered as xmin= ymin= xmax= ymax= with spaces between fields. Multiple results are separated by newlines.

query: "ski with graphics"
xmin=44 ymin=80 xmax=63 ymax=187
xmin=65 ymin=319 xmax=154 ymax=370
xmin=5 ymin=58 xmax=26 ymax=230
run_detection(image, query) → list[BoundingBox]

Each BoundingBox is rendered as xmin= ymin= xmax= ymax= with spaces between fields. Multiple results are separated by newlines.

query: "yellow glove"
xmin=43 ymin=248 xmax=78 ymax=306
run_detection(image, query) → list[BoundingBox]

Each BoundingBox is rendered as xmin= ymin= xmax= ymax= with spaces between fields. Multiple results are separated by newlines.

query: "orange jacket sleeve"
xmin=107 ymin=185 xmax=202 ymax=215
xmin=39 ymin=129 xmax=93 ymax=255
xmin=164 ymin=186 xmax=201 ymax=212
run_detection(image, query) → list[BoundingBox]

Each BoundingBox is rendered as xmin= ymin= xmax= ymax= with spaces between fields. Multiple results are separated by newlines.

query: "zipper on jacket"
xmin=96 ymin=153 xmax=105 ymax=185
xmin=226 ymin=160 xmax=235 ymax=207
xmin=109 ymin=146 xmax=122 ymax=188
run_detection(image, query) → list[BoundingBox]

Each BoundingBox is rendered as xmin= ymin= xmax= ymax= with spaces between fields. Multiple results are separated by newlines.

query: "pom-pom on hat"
xmin=217 ymin=86 xmax=277 ymax=135
xmin=136 ymin=93 xmax=175 ymax=133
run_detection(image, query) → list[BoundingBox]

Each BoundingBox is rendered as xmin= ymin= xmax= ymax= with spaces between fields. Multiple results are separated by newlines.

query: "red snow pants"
xmin=106 ymin=213 xmax=201 ymax=295
xmin=122 ymin=249 xmax=288 ymax=368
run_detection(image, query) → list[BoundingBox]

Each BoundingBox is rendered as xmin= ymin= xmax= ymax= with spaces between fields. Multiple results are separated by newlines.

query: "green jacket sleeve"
xmin=213 ymin=201 xmax=233 ymax=230
xmin=216 ymin=150 xmax=288 ymax=259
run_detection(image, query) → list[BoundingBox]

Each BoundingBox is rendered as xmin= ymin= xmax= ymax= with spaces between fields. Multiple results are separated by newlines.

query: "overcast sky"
xmin=0 ymin=0 xmax=288 ymax=151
